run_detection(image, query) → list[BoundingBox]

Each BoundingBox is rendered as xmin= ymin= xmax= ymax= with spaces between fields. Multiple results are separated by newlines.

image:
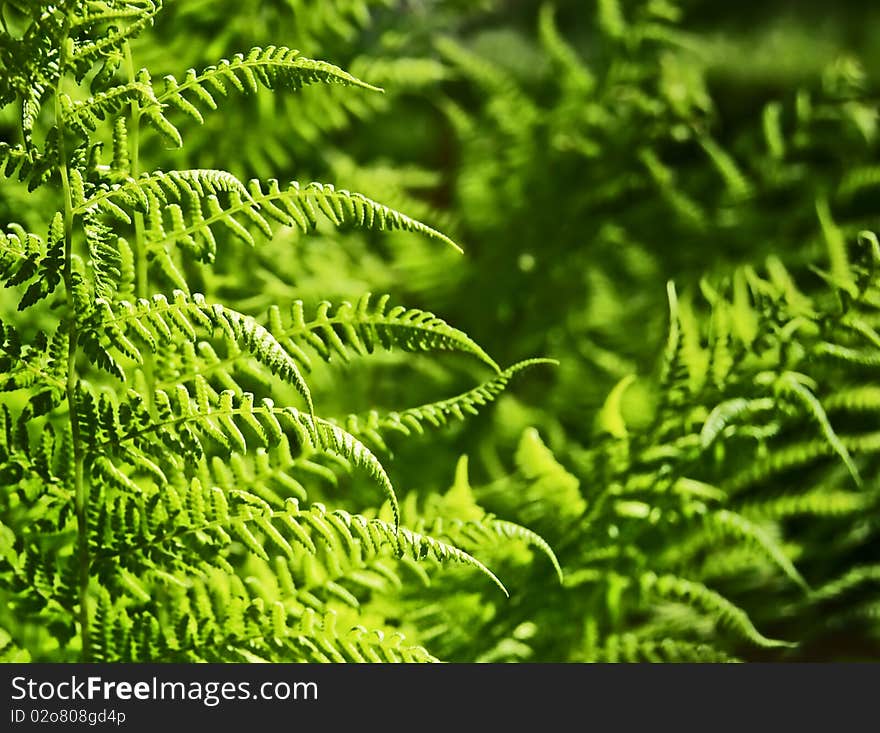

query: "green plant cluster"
xmin=1 ymin=0 xmax=879 ymax=662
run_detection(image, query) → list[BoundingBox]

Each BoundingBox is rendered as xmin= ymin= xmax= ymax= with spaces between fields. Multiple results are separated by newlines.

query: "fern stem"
xmin=124 ymin=43 xmax=146 ymax=299
xmin=55 ymin=74 xmax=91 ymax=663
xmin=125 ymin=42 xmax=157 ymax=417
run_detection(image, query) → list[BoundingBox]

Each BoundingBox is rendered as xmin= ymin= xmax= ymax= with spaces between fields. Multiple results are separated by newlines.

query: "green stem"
xmin=55 ymin=76 xmax=90 ymax=663
xmin=125 ymin=42 xmax=157 ymax=415
xmin=124 ymin=43 xmax=146 ymax=297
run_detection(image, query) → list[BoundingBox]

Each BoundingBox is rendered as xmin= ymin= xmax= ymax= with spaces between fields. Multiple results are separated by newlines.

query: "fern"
xmin=592 ymin=635 xmax=740 ymax=663
xmin=5 ymin=0 xmax=880 ymax=665
xmin=639 ymin=573 xmax=794 ymax=649
xmin=343 ymin=359 xmax=555 ymax=448
xmin=0 ymin=0 xmax=547 ymax=664
xmin=276 ymin=293 xmax=496 ymax=370
xmin=158 ymin=46 xmax=382 ymax=123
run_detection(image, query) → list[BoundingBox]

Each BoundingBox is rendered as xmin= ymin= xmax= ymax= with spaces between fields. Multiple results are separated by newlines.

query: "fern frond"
xmin=761 ymin=101 xmax=785 ymax=158
xmin=511 ymin=427 xmax=585 ymax=520
xmin=698 ymin=135 xmax=752 ymax=199
xmin=349 ymin=56 xmax=448 ymax=90
xmin=825 ymin=385 xmax=880 ymax=413
xmin=742 ymin=489 xmax=868 ymax=519
xmin=326 ymin=508 xmax=507 ymax=596
xmin=538 ymin=3 xmax=593 ymax=92
xmin=659 ymin=280 xmax=682 ymax=390
xmin=816 ymin=196 xmax=854 ymax=295
xmin=59 ymin=83 xmax=181 ymax=147
xmin=776 ymin=371 xmax=861 ymax=486
xmin=815 ymin=342 xmax=880 ymax=367
xmin=640 ymin=573 xmax=795 ymax=648
xmin=277 ymin=293 xmax=498 ymax=371
xmin=192 ymin=445 xmax=312 ymax=511
xmin=594 ymin=634 xmax=740 ymax=663
xmin=727 ymin=433 xmax=880 ymax=492
xmin=700 ymin=397 xmax=776 ymax=448
xmin=90 ymin=583 xmax=436 ymax=662
xmin=69 ymin=0 xmax=162 ymax=69
xmin=441 ymin=516 xmax=564 ymax=585
xmin=157 ymin=47 xmax=381 ymax=125
xmin=80 ymin=382 xmax=398 ymax=524
xmin=90 ymin=291 xmax=312 ymax=412
xmin=596 ymin=374 xmax=636 ymax=439
xmin=83 ymin=213 xmax=122 ymax=301
xmin=0 ymin=222 xmax=45 ymax=288
xmin=287 ymin=609 xmax=438 ymax=663
xmin=1 ymin=213 xmax=65 ymax=310
xmin=343 ymin=359 xmax=556 ymax=446
xmin=86 ymin=171 xmax=461 ymax=256
xmin=75 ymin=168 xmax=250 ymax=222
xmin=243 ymin=179 xmax=462 ymax=252
xmin=808 ymin=566 xmax=880 ymax=605
xmin=70 ymin=0 xmax=161 ymax=29
xmin=93 ymin=475 xmax=502 ymax=594
xmin=706 ymin=509 xmax=809 ymax=591
xmin=0 ymin=143 xmax=53 ymax=189
xmin=434 ymin=36 xmax=515 ymax=96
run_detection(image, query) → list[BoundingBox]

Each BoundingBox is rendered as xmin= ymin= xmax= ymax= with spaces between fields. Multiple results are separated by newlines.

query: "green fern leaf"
xmin=776 ymin=371 xmax=861 ymax=486
xmin=158 ymin=47 xmax=382 ymax=125
xmin=344 ymin=359 xmax=556 ymax=446
xmin=278 ymin=293 xmax=498 ymax=371
xmin=640 ymin=573 xmax=795 ymax=648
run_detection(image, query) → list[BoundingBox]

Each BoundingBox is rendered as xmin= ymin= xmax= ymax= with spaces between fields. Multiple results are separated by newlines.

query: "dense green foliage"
xmin=1 ymin=0 xmax=879 ymax=662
